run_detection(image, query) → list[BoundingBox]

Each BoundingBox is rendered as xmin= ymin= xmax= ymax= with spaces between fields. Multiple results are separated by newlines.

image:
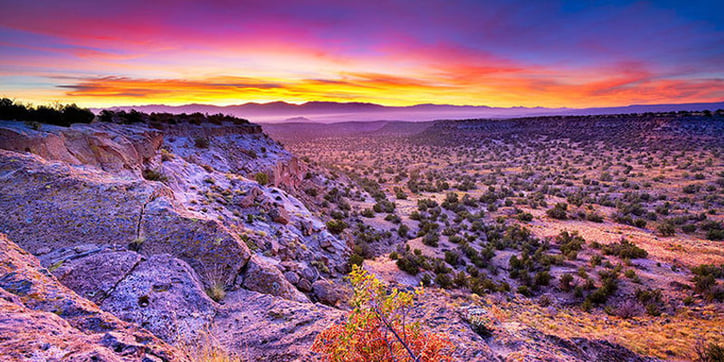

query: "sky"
xmin=0 ymin=0 xmax=723 ymax=108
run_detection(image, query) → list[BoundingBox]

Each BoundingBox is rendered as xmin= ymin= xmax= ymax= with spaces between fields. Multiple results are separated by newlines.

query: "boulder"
xmin=269 ymin=206 xmax=290 ymax=225
xmin=242 ymin=256 xmax=308 ymax=303
xmin=312 ymin=280 xmax=352 ymax=307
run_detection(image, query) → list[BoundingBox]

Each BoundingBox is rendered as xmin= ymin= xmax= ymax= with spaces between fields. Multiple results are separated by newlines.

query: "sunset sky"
xmin=1 ymin=0 xmax=722 ymax=108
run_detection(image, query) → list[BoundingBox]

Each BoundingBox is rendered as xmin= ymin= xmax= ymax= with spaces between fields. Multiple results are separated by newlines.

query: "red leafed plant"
xmin=312 ymin=265 xmax=454 ymax=361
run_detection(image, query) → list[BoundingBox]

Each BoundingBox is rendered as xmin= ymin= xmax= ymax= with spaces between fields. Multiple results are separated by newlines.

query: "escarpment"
xmin=0 ymin=118 xmax=354 ymax=360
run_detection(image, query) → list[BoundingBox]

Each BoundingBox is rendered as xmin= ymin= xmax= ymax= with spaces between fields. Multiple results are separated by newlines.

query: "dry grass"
xmin=494 ymin=297 xmax=724 ymax=360
xmin=177 ymin=331 xmax=243 ymax=362
xmin=203 ymin=265 xmax=230 ymax=303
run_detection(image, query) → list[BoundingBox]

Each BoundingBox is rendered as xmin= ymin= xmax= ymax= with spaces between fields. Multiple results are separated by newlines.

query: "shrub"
xmin=348 ymin=253 xmax=364 ymax=267
xmin=602 ymin=239 xmax=648 ymax=259
xmin=397 ymin=224 xmax=409 ymax=238
xmin=194 ymin=137 xmax=210 ymax=148
xmin=312 ymin=266 xmax=453 ymax=361
xmin=434 ymin=273 xmax=453 ymax=289
xmin=586 ymin=212 xmax=604 ymax=223
xmin=559 ymin=273 xmax=574 ymax=291
xmin=422 ymin=233 xmax=439 ymax=247
xmin=254 ymin=172 xmax=269 ymax=185
xmin=546 ymin=203 xmax=568 ymax=220
xmin=613 ymin=299 xmax=643 ymax=319
xmin=534 ymin=271 xmax=551 ymax=287
xmin=657 ymin=222 xmax=676 ymax=237
xmin=694 ymin=341 xmax=724 ymax=362
xmin=326 ymin=220 xmax=348 ymax=234
xmin=557 ymin=230 xmax=585 ymax=260
xmin=142 ymin=169 xmax=167 ymax=182
xmin=517 ymin=212 xmax=533 ymax=222
xmin=0 ymin=98 xmax=94 ymax=127
xmin=396 ymin=255 xmax=421 ymax=275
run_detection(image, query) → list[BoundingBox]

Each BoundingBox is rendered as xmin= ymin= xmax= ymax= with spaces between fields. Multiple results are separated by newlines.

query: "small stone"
xmin=301 ymin=267 xmax=317 ymax=282
xmin=284 ymin=271 xmax=300 ymax=285
xmin=297 ymin=278 xmax=313 ymax=293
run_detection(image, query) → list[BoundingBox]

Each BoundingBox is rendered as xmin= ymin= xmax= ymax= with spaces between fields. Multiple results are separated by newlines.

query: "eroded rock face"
xmin=0 ymin=121 xmax=164 ymax=177
xmin=0 ymin=150 xmax=153 ymax=253
xmin=39 ymin=246 xmax=142 ymax=304
xmin=99 ymin=254 xmax=217 ymax=344
xmin=212 ymin=288 xmax=344 ymax=362
xmin=0 ymin=150 xmax=252 ymax=291
xmin=0 ymin=233 xmax=184 ymax=361
xmin=139 ymin=198 xmax=252 ymax=288
xmin=242 ymin=256 xmax=309 ymax=303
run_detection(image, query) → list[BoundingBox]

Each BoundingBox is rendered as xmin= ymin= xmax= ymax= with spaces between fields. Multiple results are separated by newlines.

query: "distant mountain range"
xmin=94 ymin=101 xmax=724 ymax=124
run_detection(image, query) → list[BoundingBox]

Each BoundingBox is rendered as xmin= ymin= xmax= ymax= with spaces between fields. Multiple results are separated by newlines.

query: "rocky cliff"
xmin=0 ymin=119 xmax=352 ymax=360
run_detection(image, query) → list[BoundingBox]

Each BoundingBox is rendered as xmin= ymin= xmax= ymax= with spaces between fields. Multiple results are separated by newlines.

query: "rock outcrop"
xmin=0 ymin=233 xmax=184 ymax=361
xmin=0 ymin=119 xmax=354 ymax=360
xmin=0 ymin=121 xmax=164 ymax=178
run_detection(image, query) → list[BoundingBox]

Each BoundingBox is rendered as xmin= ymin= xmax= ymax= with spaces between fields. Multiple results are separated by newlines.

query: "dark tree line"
xmin=0 ymin=98 xmax=94 ymax=127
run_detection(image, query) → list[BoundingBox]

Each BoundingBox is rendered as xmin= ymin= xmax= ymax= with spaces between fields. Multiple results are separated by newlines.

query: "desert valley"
xmin=0 ymin=101 xmax=722 ymax=361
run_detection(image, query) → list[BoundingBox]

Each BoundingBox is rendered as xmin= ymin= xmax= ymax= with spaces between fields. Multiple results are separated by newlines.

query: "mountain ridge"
xmin=94 ymin=100 xmax=724 ymax=124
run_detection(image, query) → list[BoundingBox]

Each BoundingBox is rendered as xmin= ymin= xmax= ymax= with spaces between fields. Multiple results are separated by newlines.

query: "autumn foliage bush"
xmin=312 ymin=266 xmax=454 ymax=361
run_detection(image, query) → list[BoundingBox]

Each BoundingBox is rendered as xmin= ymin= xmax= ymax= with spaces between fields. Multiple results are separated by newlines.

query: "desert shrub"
xmin=348 ymin=253 xmax=364 ymax=267
xmin=397 ymin=224 xmax=410 ymax=238
xmin=557 ymin=230 xmax=585 ymax=260
xmin=694 ymin=341 xmax=724 ymax=362
xmin=691 ymin=264 xmax=724 ymax=279
xmin=691 ymin=264 xmax=724 ymax=301
xmin=682 ymin=224 xmax=697 ymax=233
xmin=373 ymin=200 xmax=396 ymax=213
xmin=444 ymin=251 xmax=460 ymax=266
xmin=586 ymin=212 xmax=604 ymax=223
xmin=633 ymin=219 xmax=647 ymax=228
xmin=682 ymin=184 xmax=701 ymax=194
xmin=534 ymin=271 xmax=552 ymax=287
xmin=517 ymin=212 xmax=533 ymax=222
xmin=254 ymin=172 xmax=269 ymax=185
xmin=396 ymin=254 xmax=422 ymax=275
xmin=0 ymin=98 xmax=94 ymax=126
xmin=312 ymin=266 xmax=453 ymax=361
xmin=657 ymin=222 xmax=676 ymax=237
xmin=705 ymin=225 xmax=724 ymax=241
xmin=517 ymin=285 xmax=532 ymax=297
xmin=453 ymin=271 xmax=468 ymax=288
xmin=613 ymin=299 xmax=644 ymax=319
xmin=602 ymin=239 xmax=647 ymax=259
xmin=434 ymin=273 xmax=453 ymax=289
xmin=546 ymin=202 xmax=568 ymax=220
xmin=635 ymin=288 xmax=663 ymax=315
xmin=559 ymin=273 xmax=574 ymax=291
xmin=326 ymin=220 xmax=347 ymax=234
xmin=422 ymin=232 xmax=440 ymax=247
xmin=142 ymin=169 xmax=167 ymax=182
xmin=194 ymin=137 xmax=210 ymax=148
